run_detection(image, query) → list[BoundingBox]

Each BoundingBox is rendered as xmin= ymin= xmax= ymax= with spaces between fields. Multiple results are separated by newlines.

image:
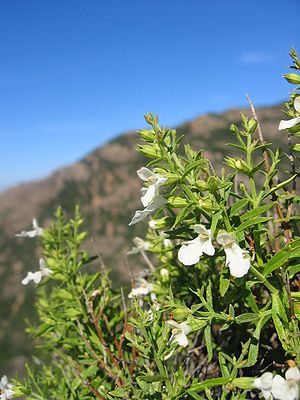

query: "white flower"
xmin=278 ymin=117 xmax=300 ymax=130
xmin=279 ymin=97 xmax=300 ymax=130
xmin=166 ymin=320 xmax=191 ymax=347
xmin=254 ymin=372 xmax=273 ymax=400
xmin=160 ymin=268 xmax=169 ymax=279
xmin=147 ymin=299 xmax=160 ymax=322
xmin=0 ymin=375 xmax=14 ymax=400
xmin=137 ymin=167 xmax=167 ymax=207
xmin=254 ymin=367 xmax=300 ymax=400
xmin=216 ymin=232 xmax=250 ymax=278
xmin=21 ymin=258 xmax=52 ymax=285
xmin=286 ymin=366 xmax=300 ymax=386
xmin=127 ymin=237 xmax=149 ymax=255
xmin=178 ymin=224 xmax=215 ymax=266
xmin=129 ymin=195 xmax=166 ymax=226
xmin=15 ymin=218 xmax=43 ymax=238
xmin=295 ymin=97 xmax=300 ymax=112
xmin=128 ymin=278 xmax=154 ymax=298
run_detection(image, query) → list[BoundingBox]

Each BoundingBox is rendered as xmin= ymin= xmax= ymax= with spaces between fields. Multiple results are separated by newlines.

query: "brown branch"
xmin=246 ymin=94 xmax=271 ymax=173
xmin=72 ymin=366 xmax=105 ymax=400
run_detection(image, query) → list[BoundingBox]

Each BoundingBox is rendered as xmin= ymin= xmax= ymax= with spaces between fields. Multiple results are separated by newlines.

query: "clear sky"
xmin=0 ymin=0 xmax=299 ymax=191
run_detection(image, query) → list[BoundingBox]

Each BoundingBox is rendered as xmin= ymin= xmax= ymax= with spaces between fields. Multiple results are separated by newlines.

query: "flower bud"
xmin=160 ymin=268 xmax=170 ymax=282
xmin=195 ymin=180 xmax=208 ymax=191
xmin=284 ymin=73 xmax=300 ymax=84
xmin=163 ymin=172 xmax=181 ymax=184
xmin=144 ymin=113 xmax=158 ymax=126
xmin=198 ymin=197 xmax=218 ymax=211
xmin=167 ymin=196 xmax=189 ymax=208
xmin=148 ymin=217 xmax=169 ymax=230
xmin=138 ymin=144 xmax=161 ymax=159
xmin=225 ymin=157 xmax=250 ymax=174
xmin=247 ymin=118 xmax=258 ymax=135
xmin=172 ymin=306 xmax=191 ymax=320
xmin=138 ymin=129 xmax=156 ymax=142
xmin=207 ymin=176 xmax=219 ymax=192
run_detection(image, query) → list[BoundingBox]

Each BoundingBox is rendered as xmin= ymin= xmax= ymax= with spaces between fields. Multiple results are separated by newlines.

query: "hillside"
xmin=0 ymin=104 xmax=287 ymax=375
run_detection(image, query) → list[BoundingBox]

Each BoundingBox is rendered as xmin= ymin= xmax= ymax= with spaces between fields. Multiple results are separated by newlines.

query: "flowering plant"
xmin=5 ymin=49 xmax=300 ymax=399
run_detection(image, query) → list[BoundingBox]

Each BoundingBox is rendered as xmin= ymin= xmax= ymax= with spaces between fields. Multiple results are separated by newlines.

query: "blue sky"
xmin=0 ymin=0 xmax=299 ymax=190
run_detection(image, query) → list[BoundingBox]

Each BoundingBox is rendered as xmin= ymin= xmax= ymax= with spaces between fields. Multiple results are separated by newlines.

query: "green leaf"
xmin=108 ymin=388 xmax=129 ymax=398
xmin=54 ymin=288 xmax=74 ymax=300
xmin=138 ymin=374 xmax=162 ymax=382
xmin=210 ymin=209 xmax=223 ymax=235
xmin=272 ymin=313 xmax=289 ymax=350
xmin=293 ymin=143 xmax=300 ymax=152
xmin=264 ymin=249 xmax=289 ymax=276
xmin=240 ymin=202 xmax=275 ymax=222
xmin=173 ymin=204 xmax=194 ymax=227
xmin=246 ymin=312 xmax=271 ymax=367
xmin=261 ymin=174 xmax=297 ymax=200
xmin=236 ymin=217 xmax=272 ymax=233
xmin=244 ymin=289 xmax=259 ymax=313
xmin=218 ymin=353 xmax=230 ymax=378
xmin=235 ymin=313 xmax=259 ymax=324
xmin=272 ymin=292 xmax=288 ymax=323
xmin=81 ymin=365 xmax=98 ymax=379
xmin=186 ymin=390 xmax=206 ymax=400
xmin=220 ymin=276 xmax=230 ymax=297
xmin=288 ymin=263 xmax=300 ymax=278
xmin=204 ymin=325 xmax=213 ymax=362
xmin=228 ymin=199 xmax=248 ymax=218
xmin=182 ymin=160 xmax=203 ymax=179
xmin=34 ymin=323 xmax=55 ymax=337
xmin=232 ymin=377 xmax=255 ymax=390
xmin=190 ymin=377 xmax=229 ymax=391
xmin=264 ymin=239 xmax=300 ymax=276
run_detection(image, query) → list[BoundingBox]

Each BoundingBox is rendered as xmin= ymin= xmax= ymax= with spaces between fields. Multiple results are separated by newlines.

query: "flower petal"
xmin=155 ymin=175 xmax=167 ymax=187
xmin=0 ymin=376 xmax=8 ymax=388
xmin=254 ymin=372 xmax=273 ymax=391
xmin=216 ymin=232 xmax=234 ymax=247
xmin=286 ymin=366 xmax=300 ymax=384
xmin=178 ymin=237 xmax=203 ymax=265
xmin=129 ymin=209 xmax=150 ymax=226
xmin=175 ymin=331 xmax=189 ymax=347
xmin=193 ymin=224 xmax=209 ymax=234
xmin=32 ymin=271 xmax=43 ymax=284
xmin=200 ymin=238 xmax=215 ymax=256
xmin=294 ymin=97 xmax=300 ymax=112
xmin=225 ymin=244 xmax=250 ymax=278
xmin=137 ymin=167 xmax=154 ymax=181
xmin=166 ymin=320 xmax=181 ymax=329
xmin=271 ymin=375 xmax=290 ymax=400
xmin=146 ymin=195 xmax=166 ymax=211
xmin=179 ymin=321 xmax=191 ymax=335
xmin=278 ymin=117 xmax=300 ymax=130
xmin=141 ymin=184 xmax=156 ymax=207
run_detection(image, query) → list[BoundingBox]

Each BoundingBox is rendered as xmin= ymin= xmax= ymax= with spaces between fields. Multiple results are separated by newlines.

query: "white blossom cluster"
xmin=254 ymin=367 xmax=300 ymax=400
xmin=0 ymin=376 xmax=14 ymax=400
xmin=15 ymin=219 xmax=52 ymax=285
xmin=178 ymin=224 xmax=251 ymax=278
xmin=129 ymin=167 xmax=166 ymax=226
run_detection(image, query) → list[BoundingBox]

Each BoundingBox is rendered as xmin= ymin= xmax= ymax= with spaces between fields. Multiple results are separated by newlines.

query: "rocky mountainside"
xmin=0 ymin=104 xmax=287 ymax=375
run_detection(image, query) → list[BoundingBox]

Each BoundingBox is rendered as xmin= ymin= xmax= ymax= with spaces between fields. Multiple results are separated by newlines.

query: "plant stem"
xmin=250 ymin=265 xmax=277 ymax=294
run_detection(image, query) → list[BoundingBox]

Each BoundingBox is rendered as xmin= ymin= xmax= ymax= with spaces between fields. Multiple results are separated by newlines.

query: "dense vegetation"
xmin=1 ymin=49 xmax=300 ymax=399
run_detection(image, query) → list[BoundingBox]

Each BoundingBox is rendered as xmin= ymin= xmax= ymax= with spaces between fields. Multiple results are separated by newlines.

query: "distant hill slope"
xmin=0 ymin=104 xmax=286 ymax=375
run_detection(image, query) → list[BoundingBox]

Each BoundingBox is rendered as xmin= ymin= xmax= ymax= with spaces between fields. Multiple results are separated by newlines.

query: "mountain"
xmin=0 ymin=104 xmax=287 ymax=375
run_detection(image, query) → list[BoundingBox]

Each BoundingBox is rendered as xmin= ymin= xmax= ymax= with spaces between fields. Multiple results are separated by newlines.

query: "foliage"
xmin=5 ymin=50 xmax=300 ymax=399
